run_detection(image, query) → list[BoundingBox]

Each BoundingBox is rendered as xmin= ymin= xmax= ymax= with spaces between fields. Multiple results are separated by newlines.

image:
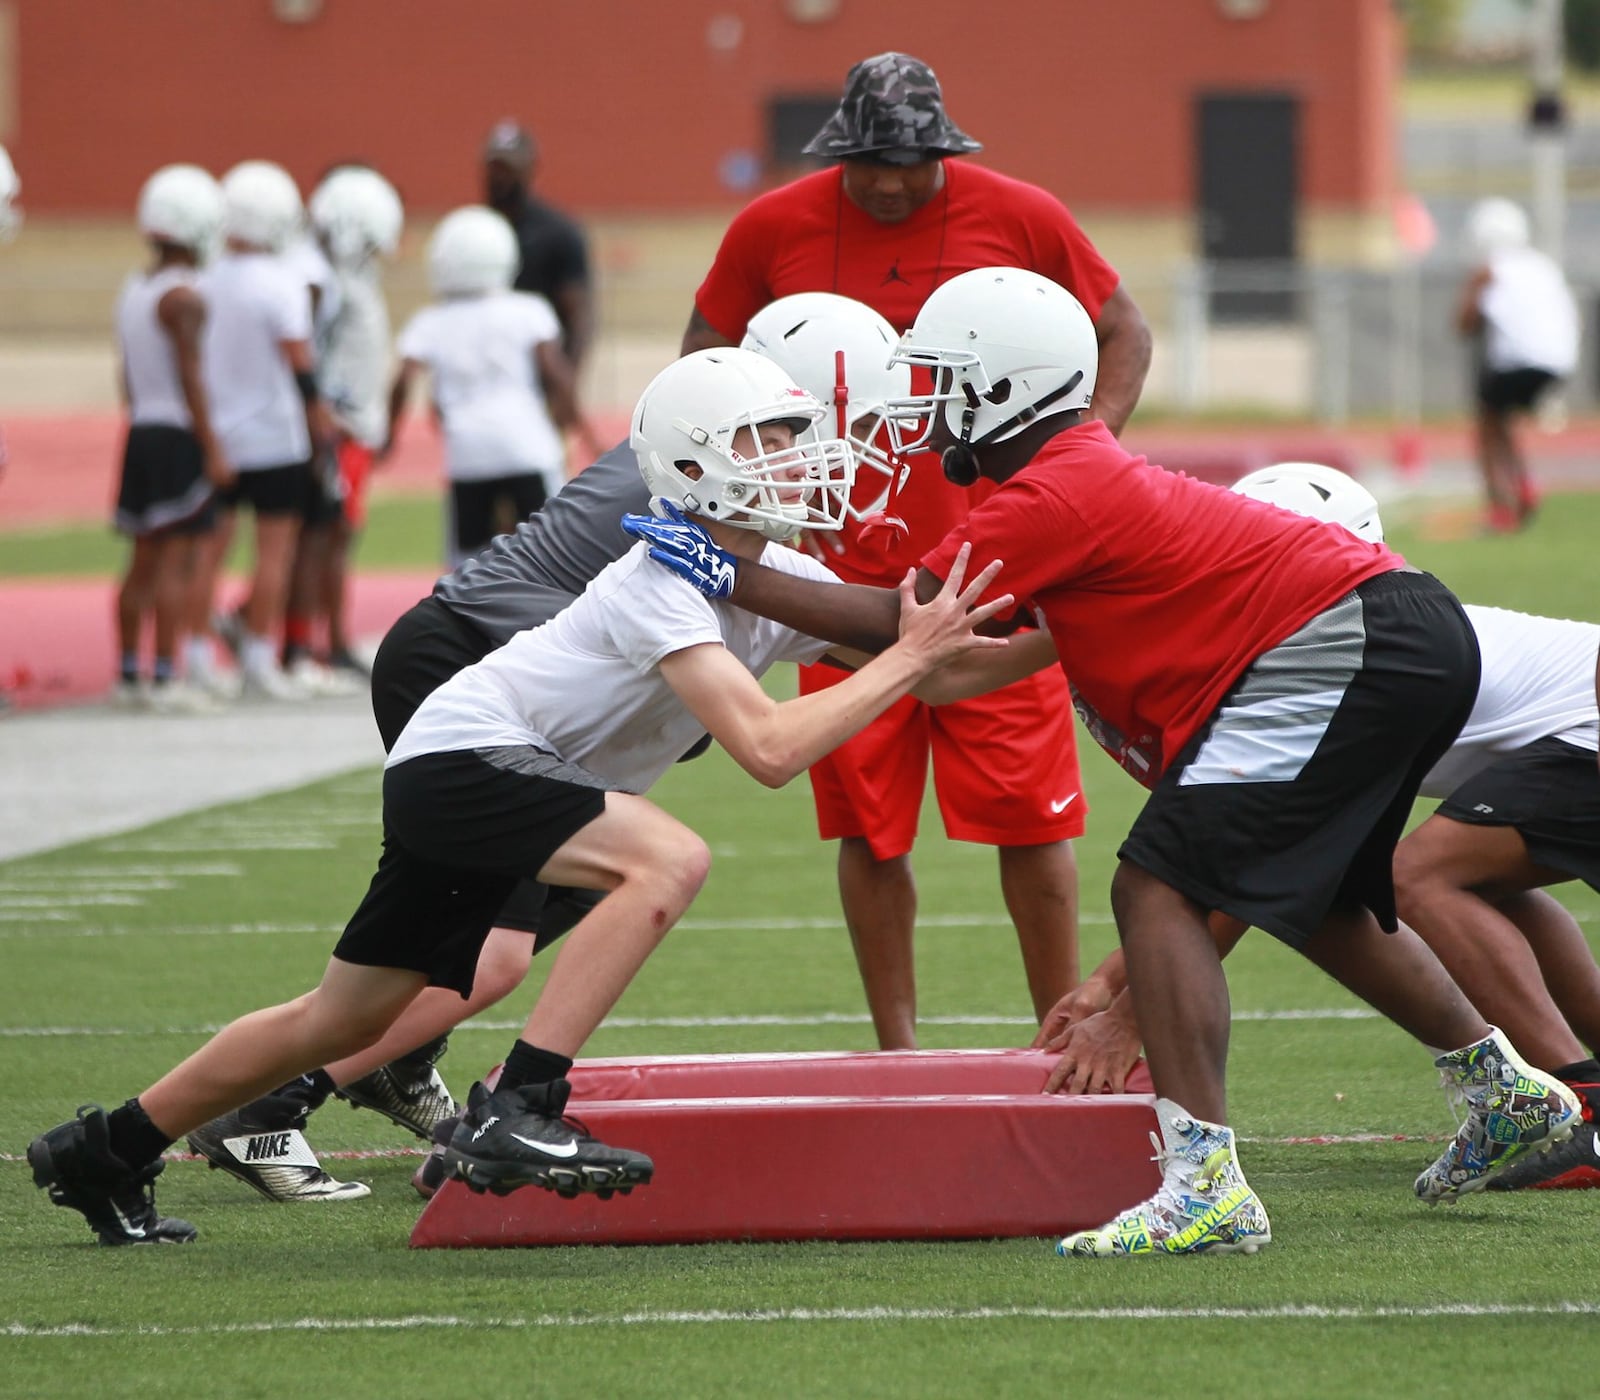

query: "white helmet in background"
xmin=741 ymin=291 xmax=911 ymax=520
xmin=221 ymin=160 xmax=304 ymax=252
xmin=1466 ymin=197 xmax=1530 ymax=258
xmin=0 ymin=143 xmax=20 ymax=241
xmin=1231 ymin=462 xmax=1385 ymax=543
xmin=890 ymin=266 xmax=1098 ymax=484
xmin=427 ymin=206 xmax=517 ymax=296
xmin=137 ymin=164 xmax=225 ymax=259
xmin=631 ymin=347 xmax=855 ymax=543
xmin=310 ymin=166 xmax=404 ymax=268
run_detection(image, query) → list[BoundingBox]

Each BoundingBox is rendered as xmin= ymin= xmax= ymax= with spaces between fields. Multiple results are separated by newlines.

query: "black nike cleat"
xmin=442 ymin=1079 xmax=653 ymax=1199
xmin=336 ymin=1036 xmax=457 ymax=1140
xmin=28 ymin=1106 xmax=198 ymax=1246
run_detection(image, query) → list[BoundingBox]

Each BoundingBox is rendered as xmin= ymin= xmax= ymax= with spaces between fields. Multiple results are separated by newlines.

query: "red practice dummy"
xmin=411 ymin=1049 xmax=1159 ymax=1249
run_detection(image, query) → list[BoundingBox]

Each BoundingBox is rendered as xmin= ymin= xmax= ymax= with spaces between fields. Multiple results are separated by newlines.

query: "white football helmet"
xmin=310 ymin=166 xmax=404 ymax=268
xmin=221 ymin=160 xmax=304 ymax=253
xmin=890 ymin=266 xmax=1098 ymax=479
xmin=1466 ymin=197 xmax=1530 ymax=258
xmin=631 ymin=347 xmax=855 ymax=542
xmin=427 ymin=206 xmax=518 ymax=296
xmin=137 ymin=164 xmax=225 ymax=260
xmin=0 ymin=143 xmax=20 ymax=242
xmin=1231 ymin=462 xmax=1385 ymax=543
xmin=740 ymin=292 xmax=911 ymax=521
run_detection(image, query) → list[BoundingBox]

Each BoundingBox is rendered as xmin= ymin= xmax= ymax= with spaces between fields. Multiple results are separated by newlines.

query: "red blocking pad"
xmin=410 ymin=1050 xmax=1160 ymax=1249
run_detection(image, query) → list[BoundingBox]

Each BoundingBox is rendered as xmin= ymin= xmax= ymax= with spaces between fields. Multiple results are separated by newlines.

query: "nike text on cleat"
xmin=187 ymin=1111 xmax=370 ymax=1203
xmin=1414 ymin=1027 xmax=1583 ymax=1203
xmin=1056 ymin=1098 xmax=1270 ymax=1259
xmin=28 ymin=1105 xmax=198 ymax=1246
xmin=442 ymin=1079 xmax=654 ymax=1199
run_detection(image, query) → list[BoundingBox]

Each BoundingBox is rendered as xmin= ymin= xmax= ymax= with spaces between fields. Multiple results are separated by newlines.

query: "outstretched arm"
xmin=1088 ymin=284 xmax=1152 ymax=437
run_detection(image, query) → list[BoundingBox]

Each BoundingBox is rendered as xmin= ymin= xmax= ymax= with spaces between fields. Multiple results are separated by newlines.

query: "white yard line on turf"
xmin=6 ymin=1302 xmax=1597 ymax=1337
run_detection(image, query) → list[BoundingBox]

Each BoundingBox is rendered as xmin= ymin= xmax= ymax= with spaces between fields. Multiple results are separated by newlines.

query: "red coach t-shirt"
xmin=921 ymin=423 xmax=1404 ymax=787
xmin=695 ymin=163 xmax=1124 ymax=586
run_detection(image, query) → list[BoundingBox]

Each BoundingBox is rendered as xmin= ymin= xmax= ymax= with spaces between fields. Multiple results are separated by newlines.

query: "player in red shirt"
xmin=626 ymin=266 xmax=1581 ymax=1256
xmin=680 ymin=51 xmax=1153 ymax=1050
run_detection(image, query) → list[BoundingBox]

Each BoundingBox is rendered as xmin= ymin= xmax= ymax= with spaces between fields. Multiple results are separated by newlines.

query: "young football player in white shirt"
xmin=388 ymin=205 xmax=596 ymax=565
xmin=26 ymin=346 xmax=1011 ymax=1243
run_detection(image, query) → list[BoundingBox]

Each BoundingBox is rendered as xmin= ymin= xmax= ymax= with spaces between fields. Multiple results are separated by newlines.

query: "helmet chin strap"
xmin=941 ymin=370 xmax=1085 ymax=485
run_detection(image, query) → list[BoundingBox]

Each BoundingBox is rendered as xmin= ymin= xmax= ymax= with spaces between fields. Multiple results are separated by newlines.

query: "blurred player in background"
xmin=280 ymin=164 xmax=406 ymax=689
xmin=0 ymin=142 xmax=19 ymax=241
xmin=681 ymin=51 xmax=1153 ymax=1049
xmin=111 ymin=165 xmax=230 ymax=714
xmin=386 ymin=206 xmax=586 ymax=564
xmin=481 ymin=120 xmax=593 ymax=371
xmin=1456 ymin=197 xmax=1580 ymax=534
xmin=189 ymin=161 xmax=334 ymax=700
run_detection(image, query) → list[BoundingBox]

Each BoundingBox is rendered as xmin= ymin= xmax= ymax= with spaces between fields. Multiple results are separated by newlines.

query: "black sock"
xmin=106 ymin=1098 xmax=174 ymax=1168
xmin=152 ymin=656 xmax=175 ymax=685
xmin=1557 ymin=1059 xmax=1600 ymax=1114
xmin=499 ymin=1040 xmax=572 ymax=1092
xmin=393 ymin=1035 xmax=449 ymax=1072
xmin=260 ymin=1068 xmax=337 ymax=1122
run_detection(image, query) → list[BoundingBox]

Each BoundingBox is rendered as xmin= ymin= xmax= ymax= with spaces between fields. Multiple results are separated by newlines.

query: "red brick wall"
xmin=13 ymin=0 xmax=1398 ymax=216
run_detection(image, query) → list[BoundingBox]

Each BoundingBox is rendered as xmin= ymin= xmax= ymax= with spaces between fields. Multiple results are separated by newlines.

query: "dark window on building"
xmin=768 ymin=95 xmax=837 ymax=166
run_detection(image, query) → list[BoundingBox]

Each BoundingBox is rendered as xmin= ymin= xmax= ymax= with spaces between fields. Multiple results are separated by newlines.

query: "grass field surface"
xmin=4 ymin=498 xmax=1600 ymax=1396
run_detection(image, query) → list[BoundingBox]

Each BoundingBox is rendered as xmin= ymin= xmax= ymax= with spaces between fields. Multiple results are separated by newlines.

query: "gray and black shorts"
xmin=1120 ymin=570 xmax=1480 ymax=950
xmin=1435 ymin=735 xmax=1600 ymax=892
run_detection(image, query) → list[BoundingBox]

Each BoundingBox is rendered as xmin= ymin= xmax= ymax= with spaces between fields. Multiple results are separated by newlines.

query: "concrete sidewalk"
xmin=0 ymin=694 xmax=385 ymax=862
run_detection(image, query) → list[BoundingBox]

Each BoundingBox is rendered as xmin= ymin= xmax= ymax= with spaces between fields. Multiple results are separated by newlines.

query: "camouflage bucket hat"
xmin=802 ymin=52 xmax=982 ymax=165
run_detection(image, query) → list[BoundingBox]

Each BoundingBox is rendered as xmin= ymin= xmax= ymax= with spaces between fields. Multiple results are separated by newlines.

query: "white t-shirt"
xmin=1479 ymin=247 xmax=1580 ymax=377
xmin=388 ymin=541 xmax=840 ymax=793
xmin=1420 ymin=603 xmax=1599 ymax=799
xmin=116 ymin=266 xmax=198 ymax=430
xmin=282 ymin=236 xmax=342 ymax=347
xmin=320 ymin=264 xmax=391 ymax=448
xmin=396 ymin=290 xmax=564 ymax=489
xmin=200 ymin=251 xmax=313 ymax=470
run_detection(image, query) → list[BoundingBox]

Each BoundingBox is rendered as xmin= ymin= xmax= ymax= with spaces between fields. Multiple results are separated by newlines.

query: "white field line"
xmin=5 ymin=1302 xmax=1597 ymax=1339
xmin=0 ymin=1007 xmax=1377 ymax=1038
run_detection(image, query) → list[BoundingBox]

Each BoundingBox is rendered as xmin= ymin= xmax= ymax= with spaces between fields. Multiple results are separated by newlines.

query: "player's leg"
xmin=114 ymin=534 xmax=159 ymax=701
xmin=237 ymin=467 xmax=306 ymax=696
xmin=801 ymin=665 xmax=929 ymax=1049
xmin=931 ymin=668 xmax=1087 ymax=1023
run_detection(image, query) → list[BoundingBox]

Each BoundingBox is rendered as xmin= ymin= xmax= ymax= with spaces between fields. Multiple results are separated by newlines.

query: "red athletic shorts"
xmin=338 ymin=441 xmax=375 ymax=530
xmin=799 ymin=658 xmax=1087 ymax=861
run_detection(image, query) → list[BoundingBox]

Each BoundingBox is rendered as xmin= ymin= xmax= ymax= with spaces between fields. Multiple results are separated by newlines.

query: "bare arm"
xmin=1087 ymin=284 xmax=1152 ymax=437
xmin=680 ymin=304 xmax=737 ymax=356
xmin=660 ymin=554 xmax=1009 ymax=788
xmin=283 ymin=338 xmax=336 ymax=452
xmin=723 ymin=558 xmax=907 ymax=654
xmin=380 ymin=359 xmax=421 ymax=461
xmin=912 ymin=629 xmax=1058 ymax=705
xmin=550 ymin=279 xmax=595 ymax=370
xmin=1456 ymin=266 xmax=1491 ymax=337
xmin=534 ymin=339 xmax=581 ymax=431
xmin=159 ymin=285 xmax=233 ymax=488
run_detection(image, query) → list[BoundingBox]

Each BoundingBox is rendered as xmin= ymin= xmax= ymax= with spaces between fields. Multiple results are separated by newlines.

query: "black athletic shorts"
xmin=370 ymin=595 xmax=603 ymax=946
xmin=1436 ymin=735 xmax=1600 ymax=892
xmin=216 ymin=461 xmax=311 ymax=517
xmin=332 ymin=747 xmax=611 ymax=996
xmin=1120 ymin=570 xmax=1480 ymax=950
xmin=1478 ymin=367 xmax=1559 ymax=414
xmin=450 ymin=474 xmax=548 ymax=560
xmin=114 ymin=424 xmax=215 ymax=537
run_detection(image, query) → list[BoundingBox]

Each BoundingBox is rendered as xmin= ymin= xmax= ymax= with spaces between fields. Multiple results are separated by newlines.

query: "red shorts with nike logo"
xmin=799 ymin=659 xmax=1087 ymax=860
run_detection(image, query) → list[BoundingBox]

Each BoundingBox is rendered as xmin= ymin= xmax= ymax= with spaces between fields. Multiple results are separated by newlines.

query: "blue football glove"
xmin=620 ymin=498 xmax=739 ymax=600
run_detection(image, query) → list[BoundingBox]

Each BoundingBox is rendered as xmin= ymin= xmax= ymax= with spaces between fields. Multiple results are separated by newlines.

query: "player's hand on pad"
xmin=621 ymin=499 xmax=739 ymax=600
xmin=1032 ymin=977 xmax=1116 ymax=1052
xmin=895 ymin=543 xmax=1012 ymax=668
xmin=1042 ymin=1003 xmax=1142 ymax=1096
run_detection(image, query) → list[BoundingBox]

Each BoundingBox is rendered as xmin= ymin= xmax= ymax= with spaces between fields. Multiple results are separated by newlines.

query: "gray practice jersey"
xmin=430 ymin=439 xmax=652 ymax=645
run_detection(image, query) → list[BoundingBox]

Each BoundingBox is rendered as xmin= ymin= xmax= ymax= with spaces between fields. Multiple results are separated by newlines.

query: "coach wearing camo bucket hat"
xmin=681 ymin=53 xmax=1153 ymax=1058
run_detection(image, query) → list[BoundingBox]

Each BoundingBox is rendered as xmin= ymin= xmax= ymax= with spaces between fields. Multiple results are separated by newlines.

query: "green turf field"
xmin=4 ymin=499 xmax=1600 ymax=1397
